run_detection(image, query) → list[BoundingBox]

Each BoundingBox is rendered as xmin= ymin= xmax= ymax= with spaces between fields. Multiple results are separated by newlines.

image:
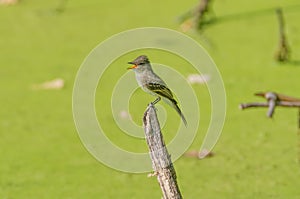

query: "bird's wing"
xmin=145 ymin=83 xmax=174 ymax=100
xmin=145 ymin=82 xmax=188 ymax=126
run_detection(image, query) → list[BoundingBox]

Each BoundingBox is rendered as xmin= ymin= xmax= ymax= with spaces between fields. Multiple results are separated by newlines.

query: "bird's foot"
xmin=152 ymin=97 xmax=161 ymax=105
xmin=148 ymin=102 xmax=158 ymax=111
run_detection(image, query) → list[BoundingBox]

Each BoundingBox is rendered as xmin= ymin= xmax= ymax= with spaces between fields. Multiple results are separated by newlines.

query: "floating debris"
xmin=31 ymin=78 xmax=65 ymax=90
xmin=187 ymin=74 xmax=210 ymax=84
xmin=184 ymin=149 xmax=214 ymax=159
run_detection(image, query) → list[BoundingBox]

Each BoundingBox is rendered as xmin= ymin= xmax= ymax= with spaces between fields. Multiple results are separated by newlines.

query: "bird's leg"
xmin=152 ymin=97 xmax=161 ymax=105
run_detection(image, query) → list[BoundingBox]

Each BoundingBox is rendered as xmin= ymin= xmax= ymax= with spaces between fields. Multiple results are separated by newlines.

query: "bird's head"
xmin=127 ymin=55 xmax=150 ymax=70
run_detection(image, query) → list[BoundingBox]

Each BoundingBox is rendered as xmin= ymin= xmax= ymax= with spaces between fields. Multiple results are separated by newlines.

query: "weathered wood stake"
xmin=143 ymin=103 xmax=182 ymax=199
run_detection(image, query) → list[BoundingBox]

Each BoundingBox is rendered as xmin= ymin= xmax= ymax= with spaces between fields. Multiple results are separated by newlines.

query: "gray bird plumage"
xmin=128 ymin=55 xmax=187 ymax=126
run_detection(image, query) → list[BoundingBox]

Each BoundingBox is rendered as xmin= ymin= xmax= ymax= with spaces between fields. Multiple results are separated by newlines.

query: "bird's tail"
xmin=164 ymin=98 xmax=187 ymax=127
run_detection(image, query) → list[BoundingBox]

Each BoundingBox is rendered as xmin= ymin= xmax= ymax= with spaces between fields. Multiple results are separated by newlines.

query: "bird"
xmin=127 ymin=55 xmax=187 ymax=126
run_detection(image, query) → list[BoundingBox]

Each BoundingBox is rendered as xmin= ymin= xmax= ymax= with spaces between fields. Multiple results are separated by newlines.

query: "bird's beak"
xmin=127 ymin=62 xmax=137 ymax=69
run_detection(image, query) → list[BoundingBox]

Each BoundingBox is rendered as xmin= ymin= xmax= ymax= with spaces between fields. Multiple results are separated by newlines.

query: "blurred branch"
xmin=179 ymin=4 xmax=300 ymax=30
xmin=143 ymin=104 xmax=182 ymax=199
xmin=240 ymin=101 xmax=300 ymax=109
xmin=179 ymin=0 xmax=214 ymax=32
xmin=274 ymin=8 xmax=290 ymax=62
xmin=240 ymin=92 xmax=300 ymax=118
xmin=241 ymin=92 xmax=300 ymax=164
xmin=195 ymin=0 xmax=214 ymax=30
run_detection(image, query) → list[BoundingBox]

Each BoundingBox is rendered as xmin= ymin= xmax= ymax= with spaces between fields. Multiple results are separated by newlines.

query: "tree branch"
xmin=274 ymin=8 xmax=290 ymax=62
xmin=240 ymin=101 xmax=300 ymax=110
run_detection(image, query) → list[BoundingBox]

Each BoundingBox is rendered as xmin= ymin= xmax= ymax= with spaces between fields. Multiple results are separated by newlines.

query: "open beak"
xmin=127 ymin=62 xmax=137 ymax=69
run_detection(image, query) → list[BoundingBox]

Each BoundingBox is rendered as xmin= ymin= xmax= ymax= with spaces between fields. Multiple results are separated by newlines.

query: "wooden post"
xmin=143 ymin=103 xmax=182 ymax=199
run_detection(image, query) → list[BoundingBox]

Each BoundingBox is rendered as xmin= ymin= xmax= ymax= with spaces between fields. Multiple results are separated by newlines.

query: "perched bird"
xmin=127 ymin=55 xmax=187 ymax=126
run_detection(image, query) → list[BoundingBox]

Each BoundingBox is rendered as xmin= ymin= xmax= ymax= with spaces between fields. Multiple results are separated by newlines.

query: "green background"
xmin=1 ymin=0 xmax=300 ymax=198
